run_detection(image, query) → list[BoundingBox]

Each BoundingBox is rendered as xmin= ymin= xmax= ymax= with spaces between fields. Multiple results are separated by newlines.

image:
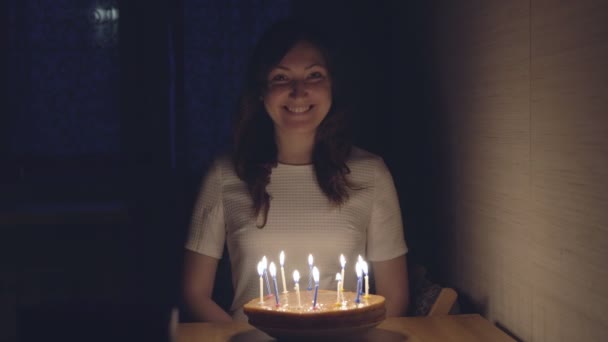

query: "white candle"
xmin=280 ymin=251 xmax=287 ymax=293
xmin=307 ymin=254 xmax=314 ymax=291
xmin=293 ymin=270 xmax=301 ymax=308
xmin=340 ymin=254 xmax=346 ymax=291
xmin=257 ymin=261 xmax=264 ymax=303
xmin=335 ymin=273 xmax=342 ymax=304
xmin=357 ymin=255 xmax=364 ymax=295
xmin=361 ymin=260 xmax=369 ymax=298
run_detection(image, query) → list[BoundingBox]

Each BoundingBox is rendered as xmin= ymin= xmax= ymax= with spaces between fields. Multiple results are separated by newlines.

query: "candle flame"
xmin=280 ymin=251 xmax=285 ymax=266
xmin=355 ymin=261 xmax=362 ymax=278
xmin=262 ymin=256 xmax=268 ymax=269
xmin=257 ymin=261 xmax=264 ymax=276
xmin=340 ymin=254 xmax=346 ymax=268
xmin=269 ymin=262 xmax=277 ymax=277
xmin=293 ymin=270 xmax=300 ymax=283
xmin=308 ymin=254 xmax=313 ymax=266
xmin=358 ymin=255 xmax=364 ymax=264
xmin=361 ymin=261 xmax=368 ymax=275
xmin=335 ymin=272 xmax=342 ymax=281
xmin=312 ymin=266 xmax=320 ymax=283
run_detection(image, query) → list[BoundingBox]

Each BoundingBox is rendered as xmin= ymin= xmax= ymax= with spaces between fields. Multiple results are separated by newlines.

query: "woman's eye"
xmin=270 ymin=74 xmax=288 ymax=82
xmin=308 ymin=71 xmax=324 ymax=79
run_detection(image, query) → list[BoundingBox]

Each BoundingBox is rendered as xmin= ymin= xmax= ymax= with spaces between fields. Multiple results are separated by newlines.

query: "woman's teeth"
xmin=286 ymin=105 xmax=312 ymax=113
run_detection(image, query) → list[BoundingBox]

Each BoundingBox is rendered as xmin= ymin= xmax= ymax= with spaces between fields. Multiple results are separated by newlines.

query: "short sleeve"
xmin=184 ymin=159 xmax=226 ymax=259
xmin=366 ymin=158 xmax=408 ymax=261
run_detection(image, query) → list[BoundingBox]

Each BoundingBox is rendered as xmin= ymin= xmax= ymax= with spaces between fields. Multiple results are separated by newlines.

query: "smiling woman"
xmin=183 ymin=18 xmax=410 ymax=323
xmin=229 ymin=19 xmax=355 ymax=228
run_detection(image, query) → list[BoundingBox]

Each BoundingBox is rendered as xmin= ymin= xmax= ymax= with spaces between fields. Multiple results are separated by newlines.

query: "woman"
xmin=183 ymin=19 xmax=409 ymax=322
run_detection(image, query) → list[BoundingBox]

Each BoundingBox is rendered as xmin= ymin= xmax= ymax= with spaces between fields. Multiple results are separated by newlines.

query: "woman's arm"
xmin=183 ymin=250 xmax=232 ymax=322
xmin=372 ymin=254 xmax=410 ymax=317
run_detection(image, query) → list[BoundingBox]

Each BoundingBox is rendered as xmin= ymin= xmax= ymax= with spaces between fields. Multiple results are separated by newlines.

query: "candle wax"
xmin=259 ymin=276 xmax=264 ymax=303
xmin=313 ymin=284 xmax=319 ymax=309
xmin=295 ymin=283 xmax=301 ymax=307
xmin=272 ymin=276 xmax=280 ymax=306
xmin=355 ymin=278 xmax=362 ymax=304
xmin=281 ymin=266 xmax=287 ymax=293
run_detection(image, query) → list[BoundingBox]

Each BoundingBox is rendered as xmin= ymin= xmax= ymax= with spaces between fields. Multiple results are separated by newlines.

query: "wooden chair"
xmin=410 ymin=263 xmax=458 ymax=316
xmin=428 ymin=287 xmax=458 ymax=316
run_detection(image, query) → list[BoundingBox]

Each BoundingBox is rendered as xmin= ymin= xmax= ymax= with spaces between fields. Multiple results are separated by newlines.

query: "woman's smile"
xmin=284 ymin=104 xmax=315 ymax=114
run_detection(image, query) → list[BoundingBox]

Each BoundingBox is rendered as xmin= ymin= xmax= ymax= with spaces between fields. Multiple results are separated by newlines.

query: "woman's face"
xmin=263 ymin=41 xmax=332 ymax=138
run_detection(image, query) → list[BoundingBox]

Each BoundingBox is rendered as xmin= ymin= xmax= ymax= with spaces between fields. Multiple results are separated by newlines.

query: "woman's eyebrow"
xmin=305 ymin=63 xmax=325 ymax=70
xmin=273 ymin=63 xmax=326 ymax=71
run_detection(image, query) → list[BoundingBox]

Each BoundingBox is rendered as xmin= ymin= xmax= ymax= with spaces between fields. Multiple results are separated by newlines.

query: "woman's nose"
xmin=289 ymin=80 xmax=308 ymax=98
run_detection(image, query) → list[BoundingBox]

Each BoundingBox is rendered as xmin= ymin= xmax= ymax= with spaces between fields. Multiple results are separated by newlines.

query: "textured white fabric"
xmin=185 ymin=147 xmax=408 ymax=320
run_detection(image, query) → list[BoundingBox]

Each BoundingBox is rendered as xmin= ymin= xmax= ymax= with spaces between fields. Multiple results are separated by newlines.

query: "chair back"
xmin=410 ymin=263 xmax=458 ymax=316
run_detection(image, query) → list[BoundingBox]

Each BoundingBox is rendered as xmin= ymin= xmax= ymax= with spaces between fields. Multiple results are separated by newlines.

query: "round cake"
xmin=243 ymin=290 xmax=386 ymax=338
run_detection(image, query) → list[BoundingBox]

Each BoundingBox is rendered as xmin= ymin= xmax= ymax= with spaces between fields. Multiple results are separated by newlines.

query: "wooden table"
xmin=177 ymin=314 xmax=515 ymax=341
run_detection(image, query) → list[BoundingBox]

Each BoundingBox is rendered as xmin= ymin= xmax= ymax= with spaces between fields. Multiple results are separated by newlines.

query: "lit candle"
xmin=293 ymin=270 xmax=301 ymax=308
xmin=280 ymin=251 xmax=287 ymax=294
xmin=262 ymin=256 xmax=272 ymax=296
xmin=257 ymin=261 xmax=264 ymax=303
xmin=340 ymin=254 xmax=346 ymax=292
xmin=357 ymin=255 xmax=364 ymax=295
xmin=269 ymin=262 xmax=280 ymax=306
xmin=335 ymin=273 xmax=342 ymax=304
xmin=307 ymin=254 xmax=314 ymax=291
xmin=355 ymin=261 xmax=363 ymax=304
xmin=361 ymin=260 xmax=369 ymax=298
xmin=312 ymin=266 xmax=320 ymax=309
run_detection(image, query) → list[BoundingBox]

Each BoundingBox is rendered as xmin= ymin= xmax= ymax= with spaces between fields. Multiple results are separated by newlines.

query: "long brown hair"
xmin=233 ymin=19 xmax=354 ymax=228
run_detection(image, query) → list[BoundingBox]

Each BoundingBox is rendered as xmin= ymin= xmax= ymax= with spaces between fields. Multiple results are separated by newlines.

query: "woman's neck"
xmin=275 ymin=131 xmax=315 ymax=165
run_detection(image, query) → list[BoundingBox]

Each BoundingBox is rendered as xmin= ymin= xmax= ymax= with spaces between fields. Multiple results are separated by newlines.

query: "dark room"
xmin=2 ymin=1 xmax=607 ymax=341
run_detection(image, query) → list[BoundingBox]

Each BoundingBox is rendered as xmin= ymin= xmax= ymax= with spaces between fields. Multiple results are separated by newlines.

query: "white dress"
xmin=185 ymin=147 xmax=408 ymax=320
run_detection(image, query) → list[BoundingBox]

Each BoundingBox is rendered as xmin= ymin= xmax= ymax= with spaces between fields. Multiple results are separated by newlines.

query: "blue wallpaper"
xmin=6 ymin=0 xmax=290 ymax=173
xmin=7 ymin=0 xmax=121 ymax=158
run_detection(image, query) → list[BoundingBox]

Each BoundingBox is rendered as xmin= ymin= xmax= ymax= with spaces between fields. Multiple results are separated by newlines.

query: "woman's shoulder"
xmin=347 ymin=147 xmax=396 ymax=192
xmin=348 ymin=146 xmax=384 ymax=166
xmin=204 ymin=151 xmax=238 ymax=180
xmin=346 ymin=146 xmax=389 ymax=184
xmin=211 ymin=152 xmax=233 ymax=169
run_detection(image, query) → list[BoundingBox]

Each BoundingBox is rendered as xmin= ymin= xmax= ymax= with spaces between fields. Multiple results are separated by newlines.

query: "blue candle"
xmin=362 ymin=260 xmax=369 ymax=298
xmin=355 ymin=261 xmax=363 ymax=304
xmin=269 ymin=262 xmax=280 ymax=306
xmin=307 ymin=254 xmax=314 ymax=291
xmin=262 ymin=256 xmax=272 ymax=296
xmin=312 ymin=266 xmax=320 ymax=309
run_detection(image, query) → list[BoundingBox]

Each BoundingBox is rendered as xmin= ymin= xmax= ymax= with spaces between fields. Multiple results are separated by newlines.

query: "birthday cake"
xmin=243 ymin=290 xmax=386 ymax=338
